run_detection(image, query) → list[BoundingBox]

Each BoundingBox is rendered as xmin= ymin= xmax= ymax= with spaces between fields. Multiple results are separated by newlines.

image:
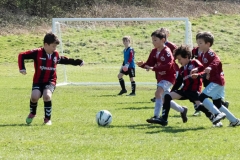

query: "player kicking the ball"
xmin=18 ymin=32 xmax=84 ymax=125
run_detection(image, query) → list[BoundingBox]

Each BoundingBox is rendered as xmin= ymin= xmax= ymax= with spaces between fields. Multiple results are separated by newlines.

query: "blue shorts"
xmin=202 ymin=82 xmax=224 ymax=100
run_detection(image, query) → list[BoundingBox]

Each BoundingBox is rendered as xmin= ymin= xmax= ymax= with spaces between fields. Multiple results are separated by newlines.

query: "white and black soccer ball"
xmin=96 ymin=110 xmax=112 ymax=126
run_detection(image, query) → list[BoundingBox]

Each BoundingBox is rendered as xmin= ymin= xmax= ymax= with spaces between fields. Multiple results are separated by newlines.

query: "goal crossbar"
xmin=52 ymin=17 xmax=190 ymax=45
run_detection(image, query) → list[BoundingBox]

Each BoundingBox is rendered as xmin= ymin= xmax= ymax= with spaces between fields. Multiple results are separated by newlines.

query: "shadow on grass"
xmin=116 ymin=106 xmax=153 ymax=110
xmin=111 ymin=123 xmax=206 ymax=134
xmin=0 ymin=123 xmax=41 ymax=127
xmin=95 ymin=94 xmax=118 ymax=97
xmin=146 ymin=126 xmax=206 ymax=134
xmin=111 ymin=123 xmax=157 ymax=129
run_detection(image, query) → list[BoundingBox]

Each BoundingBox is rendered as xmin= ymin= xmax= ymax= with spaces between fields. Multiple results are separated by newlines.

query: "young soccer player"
xmin=18 ymin=32 xmax=84 ymax=125
xmin=192 ymin=42 xmax=229 ymax=109
xmin=150 ymin=28 xmax=179 ymax=103
xmin=193 ymin=31 xmax=240 ymax=127
xmin=153 ymin=45 xmax=226 ymax=126
xmin=117 ymin=36 xmax=136 ymax=96
xmin=191 ymin=32 xmax=229 ymax=116
xmin=136 ymin=30 xmax=177 ymax=123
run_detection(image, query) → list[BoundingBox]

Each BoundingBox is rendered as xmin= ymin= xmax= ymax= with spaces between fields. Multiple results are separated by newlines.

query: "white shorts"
xmin=157 ymin=80 xmax=172 ymax=92
xmin=202 ymin=82 xmax=225 ymax=100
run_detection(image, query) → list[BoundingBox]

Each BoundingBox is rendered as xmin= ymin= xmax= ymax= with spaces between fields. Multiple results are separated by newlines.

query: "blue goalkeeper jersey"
xmin=123 ymin=47 xmax=135 ymax=68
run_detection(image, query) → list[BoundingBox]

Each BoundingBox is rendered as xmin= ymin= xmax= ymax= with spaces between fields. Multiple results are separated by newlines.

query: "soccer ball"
xmin=96 ymin=110 xmax=112 ymax=126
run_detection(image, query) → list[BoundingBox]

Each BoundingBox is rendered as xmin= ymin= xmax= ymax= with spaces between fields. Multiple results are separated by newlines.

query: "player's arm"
xmin=191 ymin=47 xmax=198 ymax=59
xmin=126 ymin=49 xmax=134 ymax=65
xmin=18 ymin=49 xmax=37 ymax=75
xmin=171 ymin=73 xmax=183 ymax=91
xmin=137 ymin=50 xmax=156 ymax=68
xmin=58 ymin=56 xmax=84 ymax=66
xmin=190 ymin=59 xmax=205 ymax=74
xmin=205 ymin=52 xmax=220 ymax=73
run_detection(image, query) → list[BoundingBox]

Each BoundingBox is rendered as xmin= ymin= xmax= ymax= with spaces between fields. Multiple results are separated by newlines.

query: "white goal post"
xmin=52 ymin=17 xmax=193 ymax=86
xmin=52 ymin=17 xmax=193 ymax=47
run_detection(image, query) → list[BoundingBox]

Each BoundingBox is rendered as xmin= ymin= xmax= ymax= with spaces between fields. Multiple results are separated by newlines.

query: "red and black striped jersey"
xmin=179 ymin=59 xmax=204 ymax=92
xmin=18 ymin=47 xmax=83 ymax=85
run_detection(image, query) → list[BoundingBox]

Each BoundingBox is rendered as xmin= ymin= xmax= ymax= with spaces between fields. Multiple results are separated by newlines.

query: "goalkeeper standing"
xmin=18 ymin=32 xmax=84 ymax=125
xmin=117 ymin=36 xmax=136 ymax=96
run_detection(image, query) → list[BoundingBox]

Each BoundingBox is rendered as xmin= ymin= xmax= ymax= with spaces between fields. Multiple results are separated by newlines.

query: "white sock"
xmin=154 ymin=98 xmax=162 ymax=118
xmin=219 ymin=105 xmax=237 ymax=122
xmin=170 ymin=101 xmax=184 ymax=113
xmin=202 ymin=99 xmax=221 ymax=115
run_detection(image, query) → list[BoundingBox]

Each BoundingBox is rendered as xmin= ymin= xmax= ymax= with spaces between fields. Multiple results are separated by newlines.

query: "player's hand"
xmin=190 ymin=68 xmax=198 ymax=74
xmin=20 ymin=70 xmax=27 ymax=75
xmin=136 ymin=61 xmax=144 ymax=67
xmin=122 ymin=64 xmax=129 ymax=72
xmin=206 ymin=73 xmax=210 ymax=80
xmin=205 ymin=67 xmax=211 ymax=74
xmin=144 ymin=65 xmax=150 ymax=69
xmin=80 ymin=61 xmax=84 ymax=67
xmin=149 ymin=67 xmax=153 ymax=70
xmin=191 ymin=73 xmax=198 ymax=79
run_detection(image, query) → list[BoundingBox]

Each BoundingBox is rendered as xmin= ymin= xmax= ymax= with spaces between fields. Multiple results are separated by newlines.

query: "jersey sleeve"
xmin=58 ymin=56 xmax=83 ymax=66
xmin=18 ymin=49 xmax=38 ymax=70
xmin=141 ymin=49 xmax=156 ymax=68
xmin=193 ymin=59 xmax=204 ymax=72
xmin=191 ymin=47 xmax=199 ymax=59
xmin=171 ymin=70 xmax=183 ymax=91
xmin=127 ymin=49 xmax=134 ymax=64
xmin=207 ymin=52 xmax=221 ymax=70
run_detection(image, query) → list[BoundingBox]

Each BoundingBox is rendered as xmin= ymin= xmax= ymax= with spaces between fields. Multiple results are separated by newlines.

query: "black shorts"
xmin=173 ymin=90 xmax=200 ymax=102
xmin=32 ymin=82 xmax=56 ymax=97
xmin=120 ymin=68 xmax=135 ymax=78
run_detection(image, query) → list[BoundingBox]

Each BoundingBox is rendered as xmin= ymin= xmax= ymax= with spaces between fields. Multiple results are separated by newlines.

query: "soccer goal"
xmin=52 ymin=18 xmax=193 ymax=86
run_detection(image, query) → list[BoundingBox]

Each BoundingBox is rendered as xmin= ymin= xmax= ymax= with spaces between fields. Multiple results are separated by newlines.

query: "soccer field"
xmin=0 ymin=14 xmax=240 ymax=159
xmin=0 ymin=62 xmax=240 ymax=159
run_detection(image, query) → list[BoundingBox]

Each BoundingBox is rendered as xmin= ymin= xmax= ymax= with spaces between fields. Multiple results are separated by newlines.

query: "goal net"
xmin=52 ymin=18 xmax=193 ymax=86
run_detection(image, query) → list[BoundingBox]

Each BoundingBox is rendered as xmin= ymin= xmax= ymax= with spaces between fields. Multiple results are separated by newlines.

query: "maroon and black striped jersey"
xmin=179 ymin=59 xmax=204 ymax=92
xmin=18 ymin=48 xmax=83 ymax=85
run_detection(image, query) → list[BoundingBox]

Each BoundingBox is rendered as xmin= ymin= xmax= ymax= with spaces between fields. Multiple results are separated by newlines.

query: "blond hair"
xmin=122 ymin=36 xmax=131 ymax=42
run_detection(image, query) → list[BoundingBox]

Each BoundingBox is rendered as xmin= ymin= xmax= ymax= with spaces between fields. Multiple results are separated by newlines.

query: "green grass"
xmin=1 ymin=14 xmax=240 ymax=159
xmin=1 ymin=14 xmax=240 ymax=64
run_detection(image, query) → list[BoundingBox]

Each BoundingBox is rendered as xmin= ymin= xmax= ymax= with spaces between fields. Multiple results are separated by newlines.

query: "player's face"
xmin=152 ymin=36 xmax=165 ymax=49
xmin=176 ymin=55 xmax=189 ymax=66
xmin=197 ymin=38 xmax=210 ymax=52
xmin=123 ymin=40 xmax=130 ymax=48
xmin=44 ymin=43 xmax=58 ymax=54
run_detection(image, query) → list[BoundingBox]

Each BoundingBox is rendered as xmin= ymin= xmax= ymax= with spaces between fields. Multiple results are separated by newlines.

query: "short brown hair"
xmin=174 ymin=45 xmax=192 ymax=59
xmin=44 ymin=32 xmax=60 ymax=45
xmin=159 ymin=28 xmax=169 ymax=35
xmin=196 ymin=31 xmax=203 ymax=40
xmin=151 ymin=30 xmax=166 ymax=40
xmin=197 ymin=31 xmax=214 ymax=47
